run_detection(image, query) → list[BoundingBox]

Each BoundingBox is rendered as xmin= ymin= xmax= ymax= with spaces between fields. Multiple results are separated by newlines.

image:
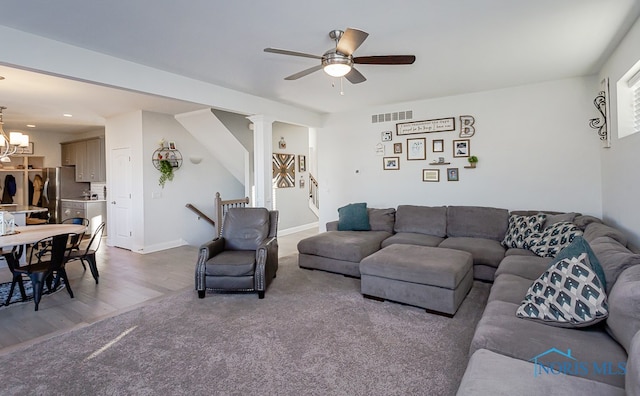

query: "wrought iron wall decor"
xmin=589 ymin=78 xmax=611 ymax=148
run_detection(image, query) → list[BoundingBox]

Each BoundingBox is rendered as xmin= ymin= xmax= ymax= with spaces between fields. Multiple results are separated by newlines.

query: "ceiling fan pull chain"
xmin=340 ymin=77 xmax=345 ymax=96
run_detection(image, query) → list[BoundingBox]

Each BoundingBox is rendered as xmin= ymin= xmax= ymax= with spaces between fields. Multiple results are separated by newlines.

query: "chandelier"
xmin=0 ymin=106 xmax=30 ymax=162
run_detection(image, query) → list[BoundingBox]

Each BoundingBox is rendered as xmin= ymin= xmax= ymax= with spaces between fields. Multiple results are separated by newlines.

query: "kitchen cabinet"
xmin=61 ymin=142 xmax=76 ymax=166
xmin=0 ymin=156 xmax=45 ymax=206
xmin=61 ymin=199 xmax=107 ymax=236
xmin=60 ymin=137 xmax=105 ymax=182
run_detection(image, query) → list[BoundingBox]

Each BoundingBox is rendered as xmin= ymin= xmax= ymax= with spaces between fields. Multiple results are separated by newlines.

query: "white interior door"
xmin=111 ymin=147 xmax=132 ymax=249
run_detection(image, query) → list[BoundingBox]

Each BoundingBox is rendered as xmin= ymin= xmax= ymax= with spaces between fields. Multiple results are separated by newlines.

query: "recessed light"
xmin=26 ymin=124 xmax=36 ymax=128
xmin=63 ymin=113 xmax=73 ymax=117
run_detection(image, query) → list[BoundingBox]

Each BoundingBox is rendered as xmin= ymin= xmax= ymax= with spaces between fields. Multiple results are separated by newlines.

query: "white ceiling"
xmin=0 ymin=0 xmax=639 ymax=133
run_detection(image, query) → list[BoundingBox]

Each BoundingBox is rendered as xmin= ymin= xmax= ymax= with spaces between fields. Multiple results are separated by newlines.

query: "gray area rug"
xmin=0 ymin=254 xmax=490 ymax=395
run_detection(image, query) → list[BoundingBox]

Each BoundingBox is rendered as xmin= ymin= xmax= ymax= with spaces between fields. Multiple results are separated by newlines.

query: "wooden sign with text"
xmin=396 ymin=117 xmax=456 ymax=136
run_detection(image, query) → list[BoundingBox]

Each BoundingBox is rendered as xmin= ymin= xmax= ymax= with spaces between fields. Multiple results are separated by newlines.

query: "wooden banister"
xmin=185 ymin=203 xmax=216 ymax=228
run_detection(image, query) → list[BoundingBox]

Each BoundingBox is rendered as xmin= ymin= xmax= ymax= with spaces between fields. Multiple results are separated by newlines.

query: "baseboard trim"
xmin=279 ymin=222 xmax=318 ymax=236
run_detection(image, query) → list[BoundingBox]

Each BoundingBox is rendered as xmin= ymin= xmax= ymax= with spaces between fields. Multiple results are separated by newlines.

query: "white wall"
xmin=273 ymin=122 xmax=318 ymax=230
xmin=317 ymin=77 xmax=603 ymax=229
xmin=598 ymin=15 xmax=640 ymax=247
xmin=141 ymin=111 xmax=243 ymax=250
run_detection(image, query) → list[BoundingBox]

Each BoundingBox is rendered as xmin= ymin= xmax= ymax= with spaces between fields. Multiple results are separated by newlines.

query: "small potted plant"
xmin=158 ymin=159 xmax=174 ymax=188
xmin=467 ymin=156 xmax=478 ymax=168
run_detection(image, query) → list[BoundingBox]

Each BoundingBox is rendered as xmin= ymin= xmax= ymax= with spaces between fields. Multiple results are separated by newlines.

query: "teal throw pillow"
xmin=516 ymin=253 xmax=609 ymax=328
xmin=552 ymin=236 xmax=606 ymax=291
xmin=337 ymin=203 xmax=371 ymax=231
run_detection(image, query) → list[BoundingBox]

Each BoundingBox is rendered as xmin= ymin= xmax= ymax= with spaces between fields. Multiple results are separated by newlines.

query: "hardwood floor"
xmin=0 ymin=227 xmax=317 ymax=353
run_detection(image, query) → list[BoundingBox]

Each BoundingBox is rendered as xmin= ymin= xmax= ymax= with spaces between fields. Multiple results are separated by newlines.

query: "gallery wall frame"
xmin=453 ymin=139 xmax=470 ymax=158
xmin=447 ymin=167 xmax=459 ymax=181
xmin=383 ymin=156 xmax=400 ymax=170
xmin=396 ymin=117 xmax=456 ymax=136
xmin=422 ymin=169 xmax=440 ymax=182
xmin=432 ymin=139 xmax=444 ymax=153
xmin=393 ymin=143 xmax=402 ymax=154
xmin=407 ymin=137 xmax=426 ymax=160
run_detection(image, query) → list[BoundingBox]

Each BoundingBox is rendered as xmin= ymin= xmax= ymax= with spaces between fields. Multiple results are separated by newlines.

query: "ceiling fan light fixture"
xmin=324 ymin=63 xmax=352 ymax=78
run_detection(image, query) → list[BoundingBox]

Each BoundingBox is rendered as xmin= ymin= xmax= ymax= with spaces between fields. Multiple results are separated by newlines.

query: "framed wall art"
xmin=383 ymin=157 xmax=400 ymax=170
xmin=422 ymin=169 xmax=440 ymax=182
xmin=453 ymin=139 xmax=470 ymax=158
xmin=381 ymin=131 xmax=392 ymax=141
xmin=393 ymin=143 xmax=402 ymax=154
xmin=396 ymin=117 xmax=456 ymax=136
xmin=272 ymin=153 xmax=295 ymax=188
xmin=406 ymin=137 xmax=426 ymax=160
xmin=447 ymin=167 xmax=459 ymax=181
xmin=432 ymin=139 xmax=444 ymax=153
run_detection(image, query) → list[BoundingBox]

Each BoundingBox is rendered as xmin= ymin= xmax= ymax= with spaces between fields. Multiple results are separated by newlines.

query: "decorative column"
xmin=247 ymin=115 xmax=275 ymax=209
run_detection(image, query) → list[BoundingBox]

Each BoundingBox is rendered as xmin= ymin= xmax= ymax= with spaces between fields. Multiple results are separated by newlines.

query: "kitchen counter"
xmin=60 ymin=198 xmax=107 ymax=202
xmin=0 ymin=205 xmax=48 ymax=226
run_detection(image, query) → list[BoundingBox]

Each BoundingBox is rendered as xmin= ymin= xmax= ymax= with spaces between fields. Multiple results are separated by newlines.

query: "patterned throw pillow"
xmin=526 ymin=221 xmax=583 ymax=258
xmin=502 ymin=213 xmax=546 ymax=249
xmin=516 ymin=253 xmax=609 ymax=328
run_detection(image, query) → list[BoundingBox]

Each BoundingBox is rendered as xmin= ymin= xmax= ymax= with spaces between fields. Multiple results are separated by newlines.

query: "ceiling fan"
xmin=264 ymin=28 xmax=416 ymax=84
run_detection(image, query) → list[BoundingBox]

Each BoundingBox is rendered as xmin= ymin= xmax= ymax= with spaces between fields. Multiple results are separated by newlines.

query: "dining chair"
xmin=5 ymin=233 xmax=76 ymax=311
xmin=65 ymin=222 xmax=105 ymax=284
xmin=61 ymin=217 xmax=90 ymax=261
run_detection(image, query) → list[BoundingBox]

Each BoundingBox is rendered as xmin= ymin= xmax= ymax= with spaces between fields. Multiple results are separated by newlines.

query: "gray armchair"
xmin=195 ymin=207 xmax=278 ymax=299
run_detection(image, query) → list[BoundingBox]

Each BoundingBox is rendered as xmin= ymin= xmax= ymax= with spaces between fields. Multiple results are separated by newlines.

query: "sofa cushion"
xmin=446 ymin=206 xmax=509 ymax=241
xmin=574 ymin=215 xmax=603 ymax=230
xmin=526 ymin=221 xmax=583 ymax=258
xmin=206 ymin=250 xmax=256 ymax=276
xmin=583 ymin=222 xmax=628 ymax=246
xmin=297 ymin=230 xmax=390 ymax=263
xmin=367 ymin=208 xmax=395 ymax=233
xmin=606 ymin=264 xmax=640 ymax=353
xmin=502 ymin=213 xmax=546 ymax=249
xmin=494 ymin=255 xmax=551 ymax=280
xmin=504 ymin=247 xmax=538 ymax=257
xmin=488 ymin=273 xmax=536 ymax=304
xmin=590 ymin=236 xmax=640 ymax=293
xmin=394 ymin=205 xmax=446 ymax=237
xmin=627 ymin=330 xmax=640 ymax=395
xmin=543 ymin=212 xmax=578 ymax=228
xmin=381 ymin=232 xmax=444 ymax=248
xmin=470 ymin=300 xmax=628 ymax=388
xmin=222 ymin=207 xmax=270 ymax=250
xmin=516 ymin=253 xmax=609 ymax=328
xmin=337 ymin=202 xmax=371 ymax=231
xmin=439 ymin=237 xmax=505 ymax=268
xmin=457 ymin=349 xmax=626 ymax=396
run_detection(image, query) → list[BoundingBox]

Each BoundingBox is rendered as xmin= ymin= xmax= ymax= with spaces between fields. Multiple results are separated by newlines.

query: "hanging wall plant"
xmin=158 ymin=159 xmax=174 ymax=188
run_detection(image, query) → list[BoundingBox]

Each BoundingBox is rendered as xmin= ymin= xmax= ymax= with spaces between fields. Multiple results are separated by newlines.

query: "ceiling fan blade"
xmin=336 ymin=28 xmax=369 ymax=56
xmin=353 ymin=55 xmax=416 ymax=65
xmin=344 ymin=68 xmax=366 ymax=84
xmin=284 ymin=64 xmax=323 ymax=80
xmin=264 ymin=48 xmax=322 ymax=60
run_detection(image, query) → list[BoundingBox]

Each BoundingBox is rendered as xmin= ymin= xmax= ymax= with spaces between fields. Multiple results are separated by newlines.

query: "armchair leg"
xmin=258 ymin=291 xmax=265 ymax=299
xmin=197 ymin=290 xmax=205 ymax=299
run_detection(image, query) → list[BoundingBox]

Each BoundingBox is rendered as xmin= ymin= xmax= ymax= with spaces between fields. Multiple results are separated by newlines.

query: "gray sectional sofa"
xmin=296 ymin=205 xmax=640 ymax=395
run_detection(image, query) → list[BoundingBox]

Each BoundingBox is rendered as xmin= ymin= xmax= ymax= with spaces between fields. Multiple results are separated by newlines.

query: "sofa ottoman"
xmin=359 ymin=244 xmax=473 ymax=316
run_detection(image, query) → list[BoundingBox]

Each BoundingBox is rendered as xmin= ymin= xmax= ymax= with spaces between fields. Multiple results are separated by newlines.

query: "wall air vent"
xmin=371 ymin=110 xmax=413 ymax=123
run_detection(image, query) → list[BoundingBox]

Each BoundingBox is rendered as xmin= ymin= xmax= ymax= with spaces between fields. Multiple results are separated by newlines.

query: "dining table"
xmin=1 ymin=224 xmax=88 ymax=307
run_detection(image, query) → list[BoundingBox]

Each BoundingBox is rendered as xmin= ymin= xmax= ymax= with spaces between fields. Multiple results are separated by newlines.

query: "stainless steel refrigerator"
xmin=42 ymin=167 xmax=90 ymax=223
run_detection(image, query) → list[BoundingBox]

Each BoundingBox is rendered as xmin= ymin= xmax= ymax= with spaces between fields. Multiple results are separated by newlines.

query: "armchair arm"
xmin=199 ymin=238 xmax=225 ymax=261
xmin=195 ymin=238 xmax=225 ymax=291
xmin=254 ymin=236 xmax=278 ymax=291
